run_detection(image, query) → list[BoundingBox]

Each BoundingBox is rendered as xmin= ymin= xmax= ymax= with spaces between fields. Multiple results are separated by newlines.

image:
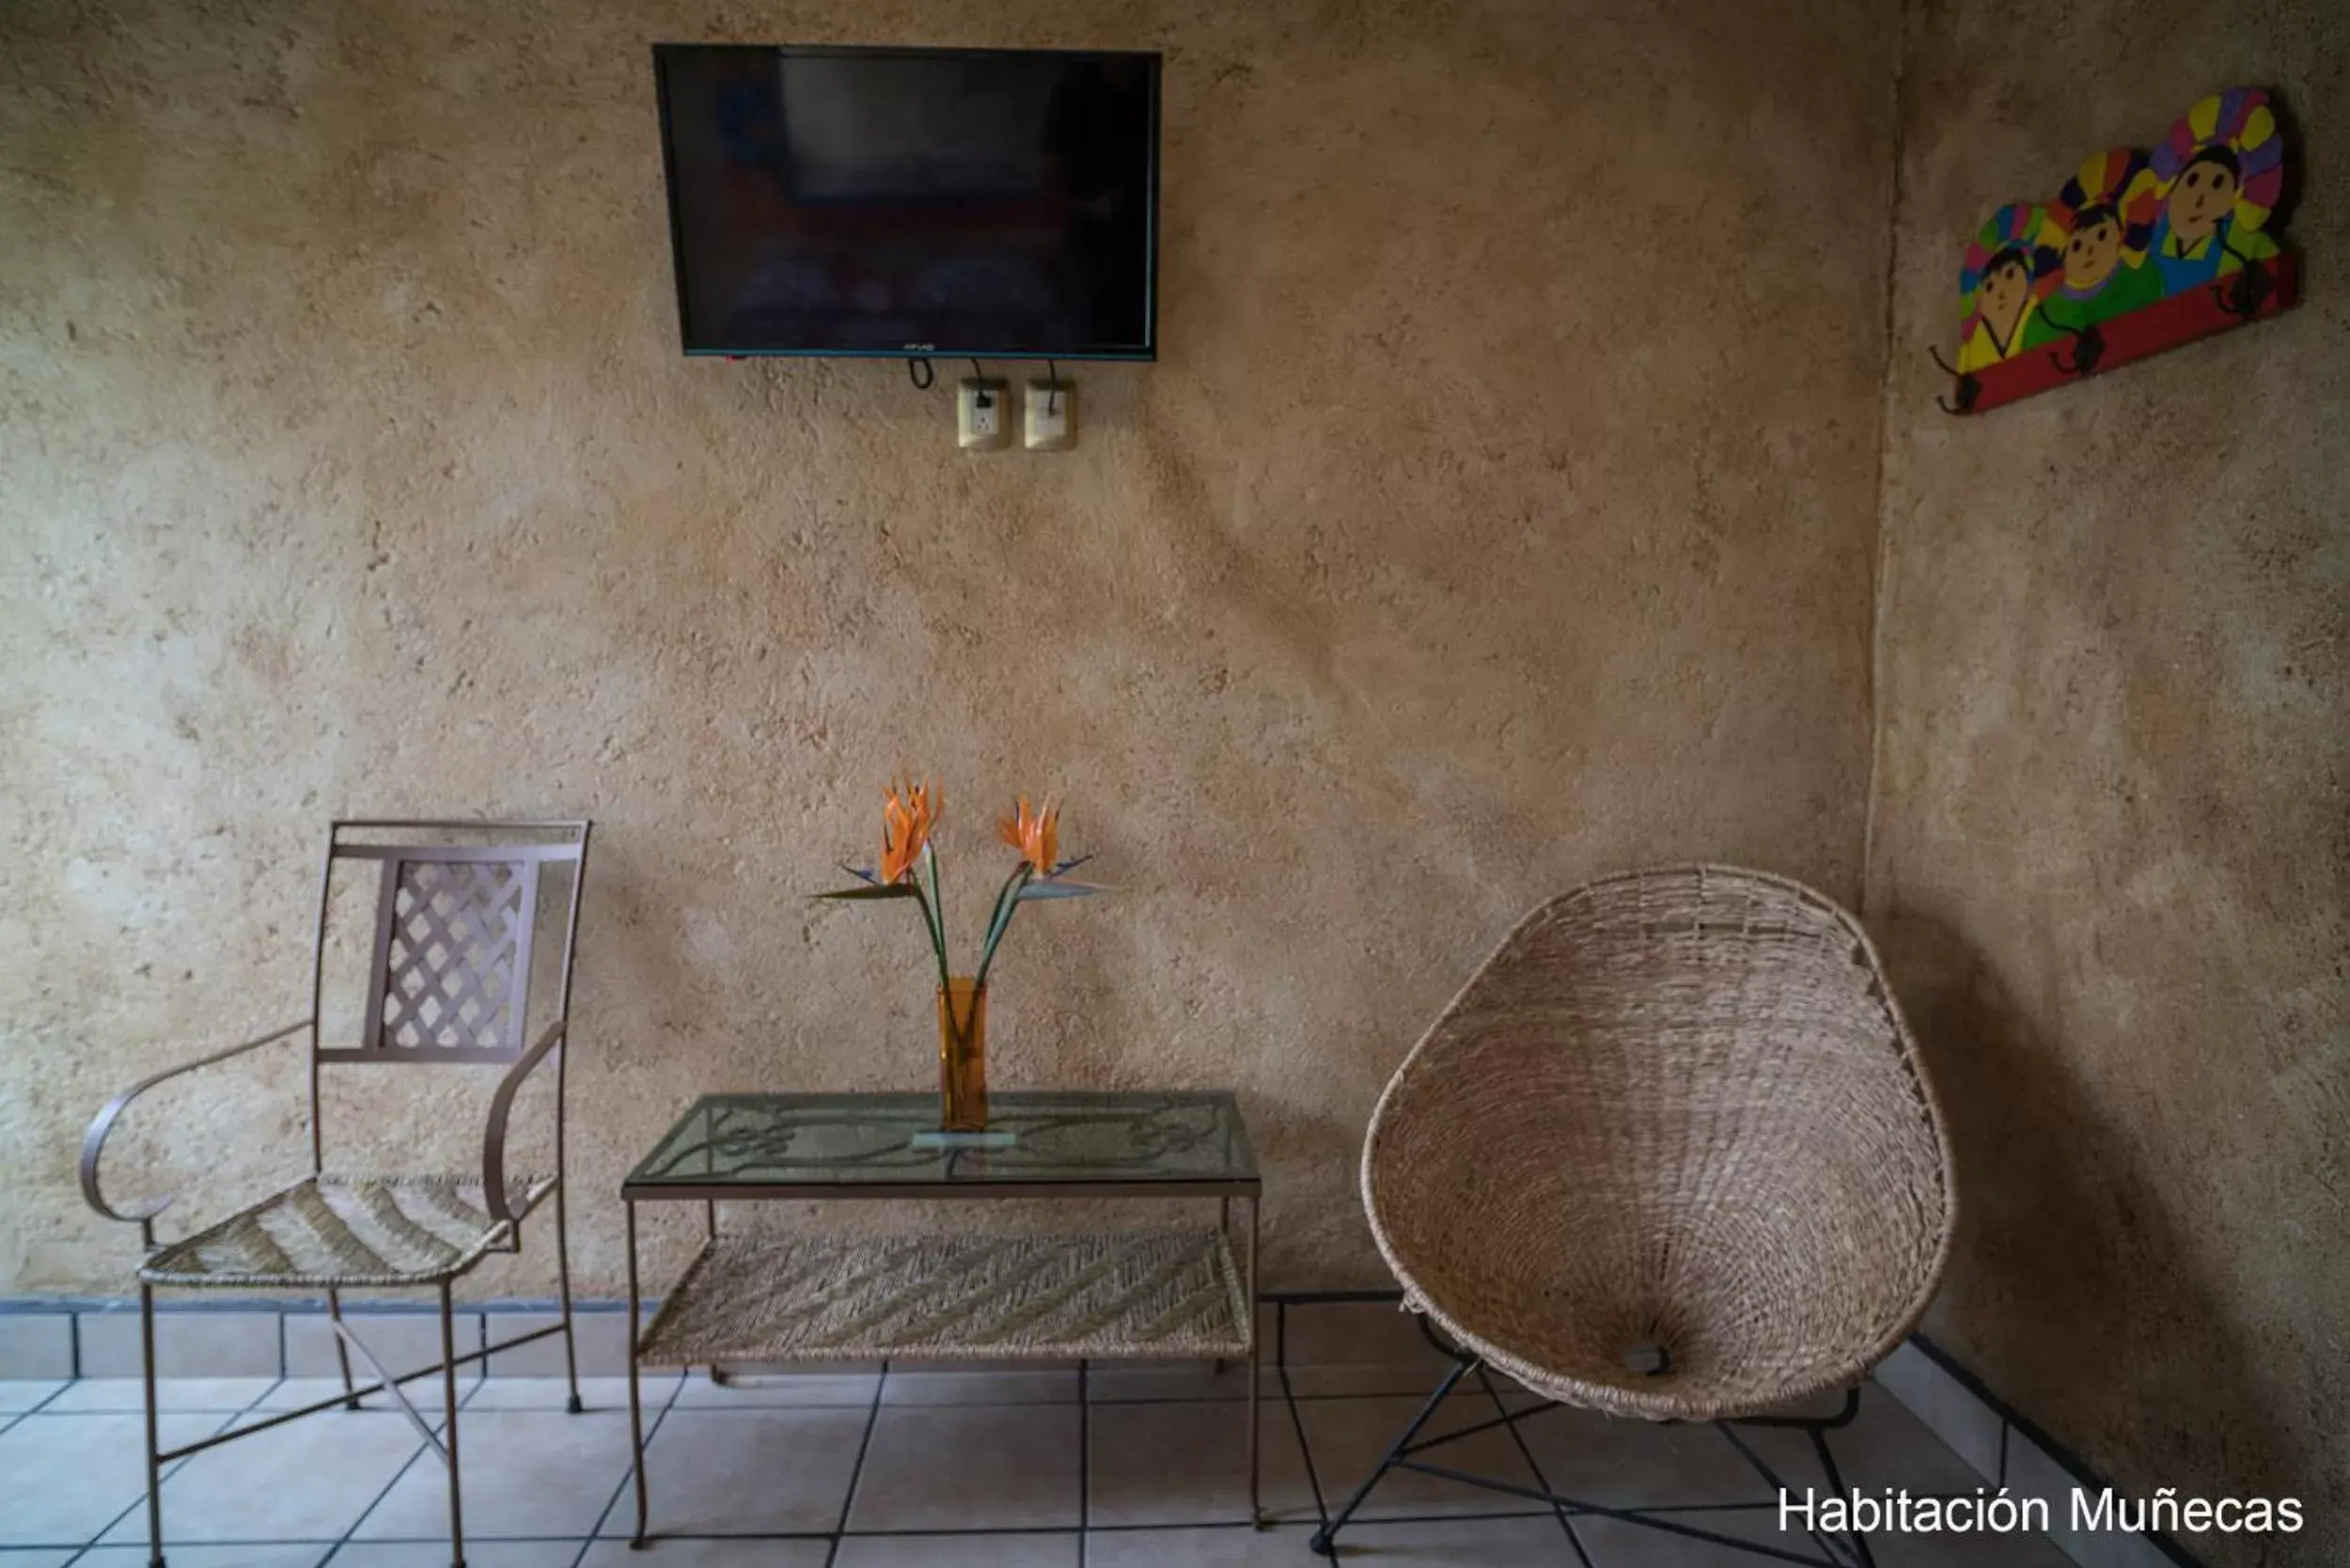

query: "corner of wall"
xmin=1856 ymin=0 xmax=1917 ymax=925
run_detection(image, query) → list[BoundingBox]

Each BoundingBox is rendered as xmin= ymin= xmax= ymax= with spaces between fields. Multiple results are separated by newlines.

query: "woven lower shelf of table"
xmin=635 ymin=1226 xmax=1252 ymax=1366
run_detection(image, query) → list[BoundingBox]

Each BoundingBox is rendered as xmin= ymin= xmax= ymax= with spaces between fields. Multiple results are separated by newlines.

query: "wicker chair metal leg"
xmin=1473 ymin=1364 xmax=1590 ymax=1561
xmin=1809 ymin=1425 xmax=1877 ymax=1568
xmin=1308 ymin=1355 xmax=1473 ymax=1557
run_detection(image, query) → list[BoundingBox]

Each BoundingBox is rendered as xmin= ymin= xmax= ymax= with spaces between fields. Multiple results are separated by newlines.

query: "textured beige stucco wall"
xmin=1868 ymin=2 xmax=2349 ymax=1561
xmin=0 ymin=0 xmax=1895 ymax=1295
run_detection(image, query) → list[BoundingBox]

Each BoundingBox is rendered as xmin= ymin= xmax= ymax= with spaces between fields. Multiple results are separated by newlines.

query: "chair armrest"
xmin=80 ymin=1018 xmax=314 ymax=1228
xmin=482 ymin=1019 xmax=566 ymax=1227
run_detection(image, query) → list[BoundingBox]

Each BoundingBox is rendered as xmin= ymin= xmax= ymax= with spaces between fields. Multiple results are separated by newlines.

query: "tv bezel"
xmin=651 ymin=41 xmax=1163 ymax=363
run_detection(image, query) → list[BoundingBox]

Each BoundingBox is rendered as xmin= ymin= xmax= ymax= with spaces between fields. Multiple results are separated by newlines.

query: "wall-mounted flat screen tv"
xmin=653 ymin=43 xmax=1161 ymax=360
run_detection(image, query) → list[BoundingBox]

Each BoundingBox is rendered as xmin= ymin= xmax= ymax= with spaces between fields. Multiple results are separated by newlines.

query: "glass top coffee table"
xmin=619 ymin=1090 xmax=1262 ymax=1544
xmin=626 ymin=1090 xmax=1259 ymax=1194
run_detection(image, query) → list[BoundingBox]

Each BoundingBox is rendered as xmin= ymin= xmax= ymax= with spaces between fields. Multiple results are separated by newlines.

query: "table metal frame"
xmin=619 ymin=1098 xmax=1261 ymax=1549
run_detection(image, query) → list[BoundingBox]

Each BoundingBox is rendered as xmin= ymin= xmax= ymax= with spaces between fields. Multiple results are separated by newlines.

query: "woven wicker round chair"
xmin=1312 ymin=865 xmax=1954 ymax=1561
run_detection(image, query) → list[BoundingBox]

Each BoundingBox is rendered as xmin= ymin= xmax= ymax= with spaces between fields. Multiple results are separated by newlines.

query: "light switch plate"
xmin=958 ymin=378 xmax=1010 ymax=449
xmin=1025 ymin=379 xmax=1075 ymax=450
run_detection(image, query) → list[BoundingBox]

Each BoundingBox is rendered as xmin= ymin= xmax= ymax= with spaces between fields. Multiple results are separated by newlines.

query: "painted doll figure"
xmin=1955 ymin=203 xmax=2060 ymax=373
xmin=2023 ymin=149 xmax=2160 ymax=347
xmin=2142 ymin=87 xmax=2285 ymax=295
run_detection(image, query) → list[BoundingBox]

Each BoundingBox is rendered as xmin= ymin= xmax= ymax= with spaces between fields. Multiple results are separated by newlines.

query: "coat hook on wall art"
xmin=1927 ymin=345 xmax=1978 ymax=416
xmin=1936 ymin=86 xmax=2300 ymax=416
xmin=2047 ymin=321 xmax=2107 ymax=377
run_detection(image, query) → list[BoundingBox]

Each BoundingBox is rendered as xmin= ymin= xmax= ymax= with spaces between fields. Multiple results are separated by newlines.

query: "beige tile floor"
xmin=0 ymin=1362 xmax=2078 ymax=1567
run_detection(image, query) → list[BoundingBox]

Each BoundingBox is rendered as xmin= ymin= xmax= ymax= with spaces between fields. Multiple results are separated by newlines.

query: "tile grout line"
xmin=9 ymin=1506 xmax=1667 ymax=1553
xmin=570 ymin=1366 xmax=687 ymax=1568
xmin=316 ymin=1318 xmax=490 ymax=1568
xmin=823 ymin=1359 xmax=891 ymax=1567
xmin=1468 ymin=1366 xmax=1594 ymax=1568
xmin=315 ymin=1407 xmax=446 ymax=1563
xmin=0 ymin=1372 xmax=75 ymax=1435
xmin=63 ymin=1372 xmax=290 ymax=1565
xmin=337 ymin=1502 xmax=1864 ymax=1540
xmin=628 ymin=1382 xmax=1486 ymax=1412
xmin=12 ymin=1505 xmax=1838 ymax=1560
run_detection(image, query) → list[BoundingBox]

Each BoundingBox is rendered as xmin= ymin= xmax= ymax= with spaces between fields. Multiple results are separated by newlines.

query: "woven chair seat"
xmin=1364 ymin=866 xmax=1954 ymax=1424
xmin=140 ymin=1173 xmax=554 ymax=1288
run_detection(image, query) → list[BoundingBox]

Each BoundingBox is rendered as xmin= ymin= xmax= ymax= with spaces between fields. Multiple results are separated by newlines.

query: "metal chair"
xmin=80 ymin=819 xmax=592 ymax=1568
xmin=1313 ymin=865 xmax=1956 ymax=1564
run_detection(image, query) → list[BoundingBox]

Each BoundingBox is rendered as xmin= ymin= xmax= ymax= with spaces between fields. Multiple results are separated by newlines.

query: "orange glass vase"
xmin=937 ymin=977 xmax=989 ymax=1132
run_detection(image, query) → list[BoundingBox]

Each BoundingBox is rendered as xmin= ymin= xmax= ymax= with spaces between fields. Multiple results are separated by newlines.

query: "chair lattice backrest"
xmin=316 ymin=823 xmax=588 ymax=1065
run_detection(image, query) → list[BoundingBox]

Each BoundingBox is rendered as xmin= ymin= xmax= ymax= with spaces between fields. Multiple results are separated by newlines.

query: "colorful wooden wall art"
xmin=1940 ymin=87 xmax=2298 ymax=415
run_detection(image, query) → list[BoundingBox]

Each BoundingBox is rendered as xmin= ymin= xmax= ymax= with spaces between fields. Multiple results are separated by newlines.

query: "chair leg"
xmin=1309 ymin=1355 xmax=1473 ymax=1556
xmin=441 ymin=1281 xmax=466 ymax=1568
xmin=141 ymin=1282 xmax=167 ymax=1568
xmin=554 ymin=1179 xmax=583 ymax=1414
xmin=1809 ymin=1425 xmax=1878 ymax=1568
xmin=326 ymin=1286 xmax=360 ymax=1411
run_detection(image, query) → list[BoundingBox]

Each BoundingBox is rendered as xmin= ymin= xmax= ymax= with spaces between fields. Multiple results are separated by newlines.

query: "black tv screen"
xmin=653 ymin=44 xmax=1160 ymax=360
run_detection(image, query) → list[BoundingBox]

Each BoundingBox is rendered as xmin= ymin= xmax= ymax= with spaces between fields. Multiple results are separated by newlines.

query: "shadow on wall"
xmin=1872 ymin=905 xmax=2305 ymax=1505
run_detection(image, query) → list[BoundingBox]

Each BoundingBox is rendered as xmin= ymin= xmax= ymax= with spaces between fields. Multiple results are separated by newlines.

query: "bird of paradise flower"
xmin=816 ymin=778 xmax=1103 ymax=996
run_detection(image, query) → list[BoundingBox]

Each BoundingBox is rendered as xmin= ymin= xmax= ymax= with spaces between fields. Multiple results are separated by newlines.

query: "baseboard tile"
xmin=1878 ymin=1336 xmax=2200 ymax=1568
xmin=0 ymin=1311 xmax=74 ymax=1379
xmin=22 ymin=1294 xmax=1429 ymax=1387
xmin=77 ymin=1306 xmax=281 ymax=1378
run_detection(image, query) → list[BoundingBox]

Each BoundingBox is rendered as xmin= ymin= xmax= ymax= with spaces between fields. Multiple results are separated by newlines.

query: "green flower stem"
xmin=904 ymin=878 xmax=953 ymax=996
xmin=975 ymin=864 xmax=1035 ymax=990
xmin=925 ymin=844 xmax=948 ymax=968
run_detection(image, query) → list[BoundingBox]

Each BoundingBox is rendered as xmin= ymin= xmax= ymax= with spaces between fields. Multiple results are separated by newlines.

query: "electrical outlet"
xmin=1025 ymin=379 xmax=1075 ymax=450
xmin=958 ymin=378 xmax=1010 ymax=449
